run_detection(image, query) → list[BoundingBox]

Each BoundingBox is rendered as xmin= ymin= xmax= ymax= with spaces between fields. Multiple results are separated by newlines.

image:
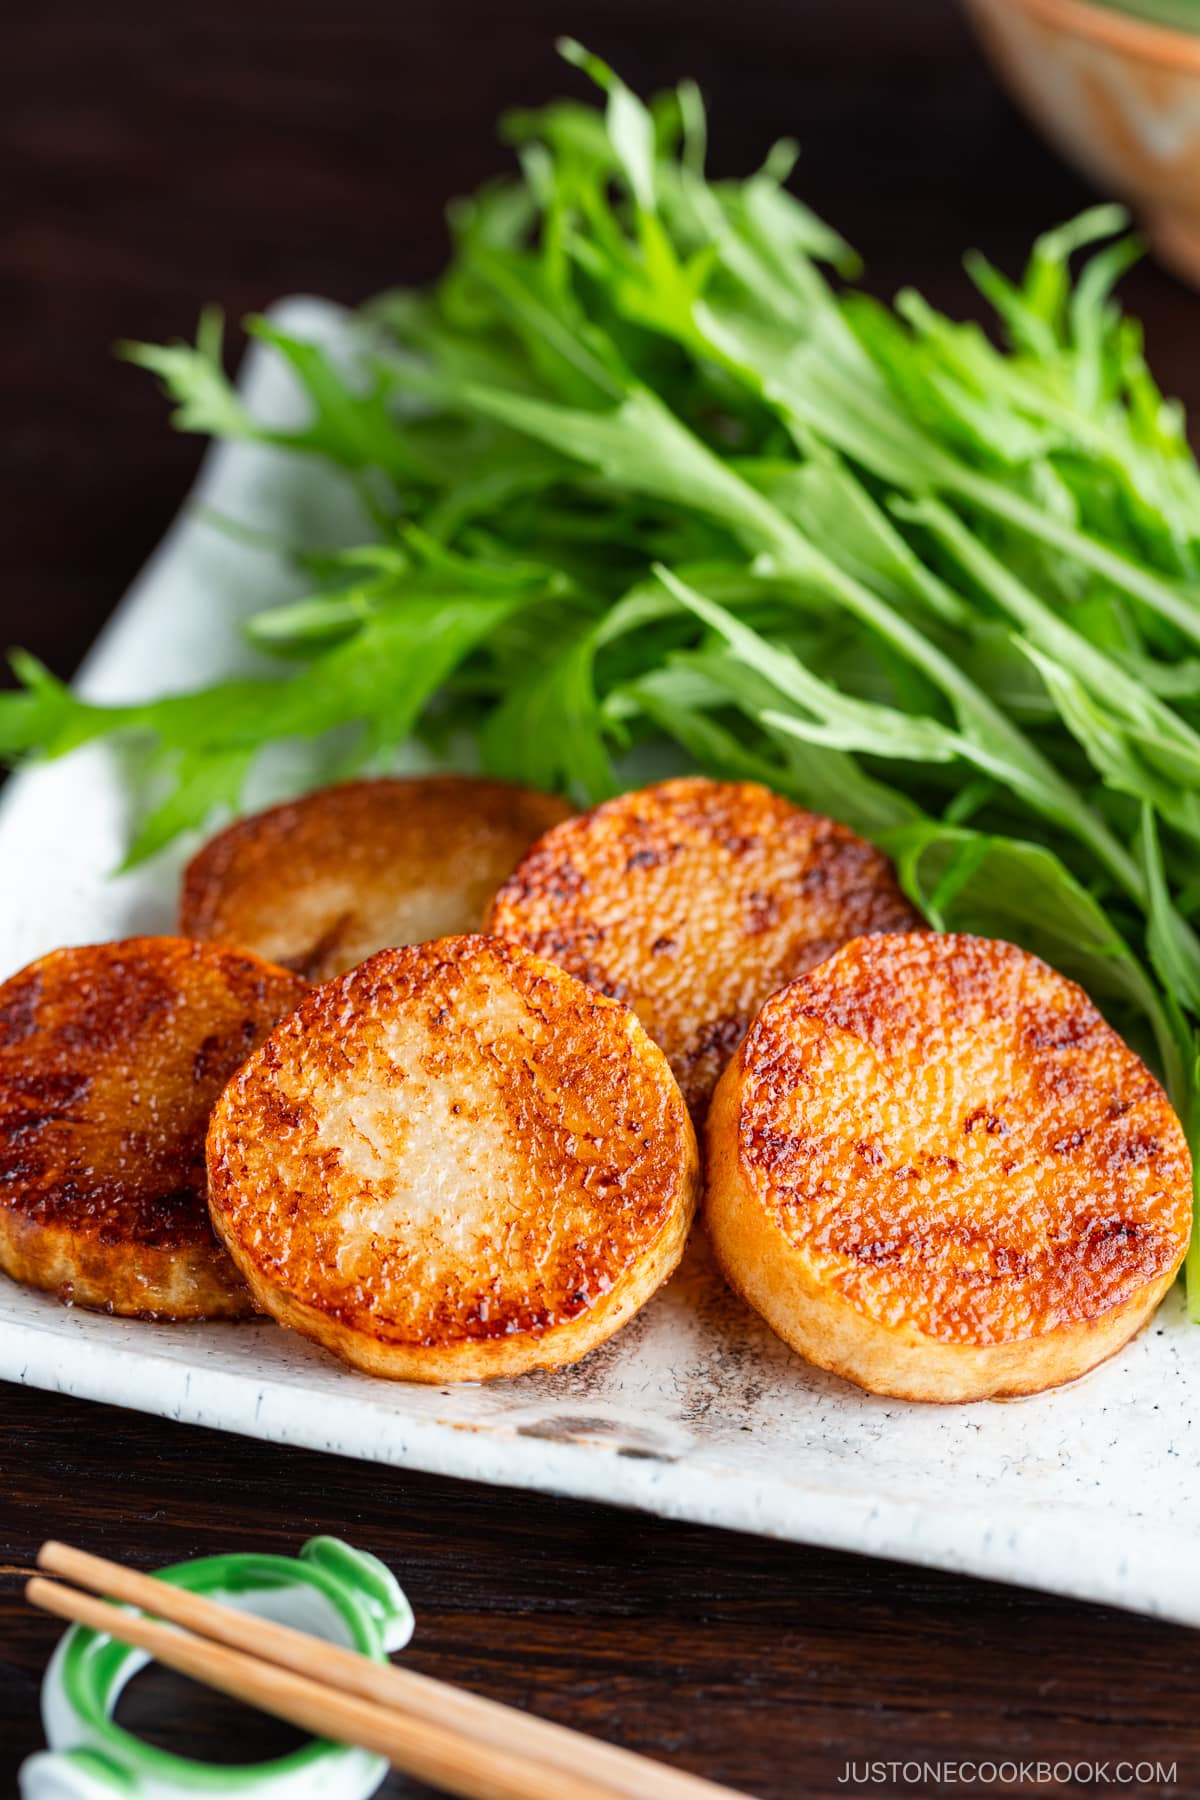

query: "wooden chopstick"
xmin=38 ymin=1541 xmax=730 ymax=1799
xmin=28 ymin=1575 xmax=594 ymax=1800
xmin=29 ymin=1544 xmax=747 ymax=1800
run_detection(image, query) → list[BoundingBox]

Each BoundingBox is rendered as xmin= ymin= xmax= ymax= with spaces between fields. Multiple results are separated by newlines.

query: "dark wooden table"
xmin=5 ymin=4 xmax=1200 ymax=1794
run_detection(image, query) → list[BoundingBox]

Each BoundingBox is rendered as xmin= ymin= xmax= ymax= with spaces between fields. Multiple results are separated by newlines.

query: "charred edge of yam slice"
xmin=0 ymin=937 xmax=308 ymax=1319
xmin=206 ymin=934 xmax=700 ymax=1382
xmin=486 ymin=775 xmax=922 ymax=1120
xmin=703 ymin=932 xmax=1192 ymax=1403
xmin=0 ymin=1203 xmax=251 ymax=1322
xmin=180 ymin=775 xmax=574 ymax=980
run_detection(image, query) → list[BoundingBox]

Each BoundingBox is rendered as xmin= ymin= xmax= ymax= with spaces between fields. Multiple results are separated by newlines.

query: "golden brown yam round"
xmin=0 ymin=938 xmax=307 ymax=1319
xmin=180 ymin=775 xmax=573 ymax=980
xmin=207 ymin=934 xmax=699 ymax=1383
xmin=704 ymin=932 xmax=1193 ymax=1402
xmin=486 ymin=776 xmax=921 ymax=1119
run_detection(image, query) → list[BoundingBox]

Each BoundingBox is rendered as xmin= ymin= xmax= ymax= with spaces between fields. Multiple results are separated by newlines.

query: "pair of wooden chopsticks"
xmin=28 ymin=1542 xmax=747 ymax=1800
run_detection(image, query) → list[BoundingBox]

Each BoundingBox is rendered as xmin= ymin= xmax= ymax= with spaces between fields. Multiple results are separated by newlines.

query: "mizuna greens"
xmin=6 ymin=43 xmax=1200 ymax=1305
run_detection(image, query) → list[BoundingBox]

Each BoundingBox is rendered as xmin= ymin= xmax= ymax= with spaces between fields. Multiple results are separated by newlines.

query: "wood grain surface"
xmin=4 ymin=2 xmax=1200 ymax=1794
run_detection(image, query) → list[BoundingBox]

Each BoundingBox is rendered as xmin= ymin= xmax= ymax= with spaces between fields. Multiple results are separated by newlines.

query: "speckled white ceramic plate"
xmin=1 ymin=301 xmax=1196 ymax=1626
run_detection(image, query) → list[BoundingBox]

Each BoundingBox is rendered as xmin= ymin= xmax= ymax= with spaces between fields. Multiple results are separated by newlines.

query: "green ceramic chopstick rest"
xmin=18 ymin=1537 xmax=414 ymax=1800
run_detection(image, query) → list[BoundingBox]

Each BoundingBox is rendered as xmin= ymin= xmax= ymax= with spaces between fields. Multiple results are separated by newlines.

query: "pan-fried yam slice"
xmin=486 ymin=776 xmax=921 ymax=1119
xmin=207 ymin=934 xmax=699 ymax=1383
xmin=180 ymin=775 xmax=572 ymax=981
xmin=0 ymin=938 xmax=307 ymax=1320
xmin=705 ymin=932 xmax=1193 ymax=1402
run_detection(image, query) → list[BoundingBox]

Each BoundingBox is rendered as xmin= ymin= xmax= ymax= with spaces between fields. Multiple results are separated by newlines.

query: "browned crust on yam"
xmin=206 ymin=934 xmax=699 ymax=1382
xmin=703 ymin=932 xmax=1193 ymax=1401
xmin=486 ymin=777 xmax=922 ymax=1119
xmin=181 ymin=775 xmax=573 ymax=979
xmin=0 ymin=938 xmax=307 ymax=1319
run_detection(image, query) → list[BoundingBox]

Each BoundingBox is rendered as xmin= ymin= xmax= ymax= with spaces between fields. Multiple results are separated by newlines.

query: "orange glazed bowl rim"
xmin=969 ymin=0 xmax=1200 ymax=74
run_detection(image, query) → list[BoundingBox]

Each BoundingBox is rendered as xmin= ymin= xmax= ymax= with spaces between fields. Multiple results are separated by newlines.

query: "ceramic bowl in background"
xmin=965 ymin=0 xmax=1200 ymax=285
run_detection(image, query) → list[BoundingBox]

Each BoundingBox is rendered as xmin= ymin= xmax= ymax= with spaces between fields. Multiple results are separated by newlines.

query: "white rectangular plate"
xmin=2 ymin=301 xmax=1196 ymax=1625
